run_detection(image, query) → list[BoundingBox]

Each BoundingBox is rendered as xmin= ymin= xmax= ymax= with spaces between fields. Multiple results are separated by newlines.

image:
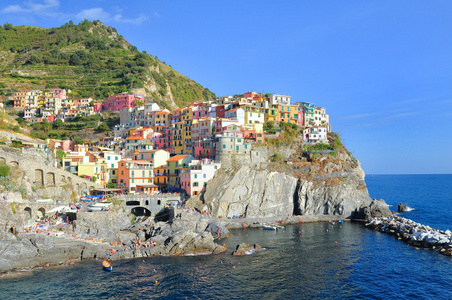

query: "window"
xmin=107 ymin=156 xmax=110 ymax=160
xmin=64 ymin=161 xmax=70 ymax=166
xmin=223 ymin=144 xmax=226 ymax=149
xmin=131 ymin=171 xmax=134 ymax=177
xmin=132 ymin=179 xmax=134 ymax=183
xmin=194 ymin=174 xmax=197 ymax=178
xmin=203 ymin=174 xmax=206 ymax=178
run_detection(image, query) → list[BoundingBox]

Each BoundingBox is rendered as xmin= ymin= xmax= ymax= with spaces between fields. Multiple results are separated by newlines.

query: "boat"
xmin=338 ymin=220 xmax=344 ymax=224
xmin=262 ymin=225 xmax=276 ymax=230
xmin=329 ymin=220 xmax=335 ymax=225
xmin=102 ymin=260 xmax=113 ymax=272
xmin=275 ymin=225 xmax=285 ymax=230
xmin=88 ymin=202 xmax=112 ymax=212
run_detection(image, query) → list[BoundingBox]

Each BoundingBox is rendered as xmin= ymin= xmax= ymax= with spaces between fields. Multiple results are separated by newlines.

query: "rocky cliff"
xmin=194 ymin=138 xmax=391 ymax=221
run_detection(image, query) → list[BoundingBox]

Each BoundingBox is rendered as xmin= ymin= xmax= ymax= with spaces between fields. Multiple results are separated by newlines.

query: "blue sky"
xmin=1 ymin=0 xmax=452 ymax=174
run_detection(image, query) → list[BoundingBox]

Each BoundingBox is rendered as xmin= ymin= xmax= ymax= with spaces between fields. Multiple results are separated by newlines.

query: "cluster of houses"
xmin=12 ymin=90 xmax=144 ymax=123
xmin=11 ymin=90 xmax=332 ymax=196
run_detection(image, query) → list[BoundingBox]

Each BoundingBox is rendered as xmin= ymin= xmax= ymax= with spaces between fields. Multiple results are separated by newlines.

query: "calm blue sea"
xmin=1 ymin=174 xmax=452 ymax=299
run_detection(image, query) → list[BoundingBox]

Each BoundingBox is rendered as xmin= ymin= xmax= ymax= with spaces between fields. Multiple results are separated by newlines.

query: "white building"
xmin=268 ymin=94 xmax=291 ymax=106
xmin=225 ymin=107 xmax=245 ymax=125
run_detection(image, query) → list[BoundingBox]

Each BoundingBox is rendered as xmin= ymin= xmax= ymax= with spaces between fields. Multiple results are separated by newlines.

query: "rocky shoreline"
xmin=365 ymin=216 xmax=452 ymax=256
xmin=0 ymin=195 xmax=391 ymax=276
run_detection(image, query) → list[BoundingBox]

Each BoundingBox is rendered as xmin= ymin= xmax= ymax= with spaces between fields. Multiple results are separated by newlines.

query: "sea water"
xmin=1 ymin=175 xmax=452 ymax=299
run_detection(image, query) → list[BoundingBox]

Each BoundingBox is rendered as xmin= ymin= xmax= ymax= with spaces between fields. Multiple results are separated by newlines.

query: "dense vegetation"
xmin=0 ymin=20 xmax=216 ymax=106
xmin=28 ymin=113 xmax=119 ymax=140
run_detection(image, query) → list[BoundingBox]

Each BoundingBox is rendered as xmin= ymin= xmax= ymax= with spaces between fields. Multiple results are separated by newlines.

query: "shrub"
xmin=271 ymin=153 xmax=282 ymax=162
xmin=0 ymin=162 xmax=10 ymax=177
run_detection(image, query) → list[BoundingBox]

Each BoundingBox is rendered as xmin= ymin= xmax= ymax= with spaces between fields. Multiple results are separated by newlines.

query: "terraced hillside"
xmin=0 ymin=20 xmax=216 ymax=108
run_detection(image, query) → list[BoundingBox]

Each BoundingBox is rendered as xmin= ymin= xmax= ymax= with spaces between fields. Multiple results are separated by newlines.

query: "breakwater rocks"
xmin=365 ymin=216 xmax=452 ymax=255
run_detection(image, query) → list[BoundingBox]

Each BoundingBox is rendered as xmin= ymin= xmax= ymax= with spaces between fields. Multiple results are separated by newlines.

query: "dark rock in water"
xmin=358 ymin=199 xmax=392 ymax=220
xmin=231 ymin=243 xmax=263 ymax=256
xmin=398 ymin=203 xmax=407 ymax=212
xmin=398 ymin=203 xmax=413 ymax=212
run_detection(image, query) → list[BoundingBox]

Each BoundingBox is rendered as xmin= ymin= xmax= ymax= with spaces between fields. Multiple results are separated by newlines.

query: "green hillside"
xmin=0 ymin=20 xmax=216 ymax=108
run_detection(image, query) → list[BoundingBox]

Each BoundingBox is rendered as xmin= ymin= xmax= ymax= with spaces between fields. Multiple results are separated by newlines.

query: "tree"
xmin=69 ymin=54 xmax=81 ymax=66
xmin=56 ymin=149 xmax=66 ymax=161
xmin=92 ymin=176 xmax=97 ymax=183
xmin=72 ymin=136 xmax=84 ymax=145
xmin=53 ymin=118 xmax=64 ymax=129
xmin=107 ymin=182 xmax=117 ymax=188
xmin=3 ymin=23 xmax=13 ymax=30
xmin=96 ymin=122 xmax=110 ymax=132
xmin=42 ymin=120 xmax=52 ymax=133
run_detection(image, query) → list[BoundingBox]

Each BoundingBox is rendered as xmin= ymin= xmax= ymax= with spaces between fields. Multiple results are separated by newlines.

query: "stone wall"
xmin=218 ymin=145 xmax=269 ymax=169
xmin=0 ymin=129 xmax=39 ymax=144
xmin=0 ymin=146 xmax=102 ymax=200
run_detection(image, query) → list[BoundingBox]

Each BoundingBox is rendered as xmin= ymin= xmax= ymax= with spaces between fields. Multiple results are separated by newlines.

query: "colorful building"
xmin=180 ymin=159 xmax=221 ymax=196
xmin=166 ymin=154 xmax=194 ymax=189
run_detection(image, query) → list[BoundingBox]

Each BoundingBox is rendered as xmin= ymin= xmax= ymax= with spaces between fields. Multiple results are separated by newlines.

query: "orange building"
xmin=154 ymin=165 xmax=168 ymax=191
xmin=13 ymin=91 xmax=27 ymax=110
xmin=118 ymin=159 xmax=154 ymax=193
xmin=276 ymin=104 xmax=300 ymax=124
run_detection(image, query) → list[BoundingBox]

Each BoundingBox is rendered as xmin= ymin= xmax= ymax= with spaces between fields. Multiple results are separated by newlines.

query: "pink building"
xmin=180 ymin=159 xmax=221 ymax=196
xmin=51 ymin=89 xmax=67 ymax=99
xmin=93 ymin=103 xmax=102 ymax=113
xmin=60 ymin=140 xmax=74 ymax=151
xmin=101 ymin=93 xmax=144 ymax=112
xmin=192 ymin=106 xmax=209 ymax=119
xmin=297 ymin=107 xmax=305 ymax=125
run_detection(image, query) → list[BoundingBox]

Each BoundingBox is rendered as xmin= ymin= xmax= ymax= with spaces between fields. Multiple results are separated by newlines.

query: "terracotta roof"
xmin=167 ymin=154 xmax=190 ymax=162
xmin=125 ymin=136 xmax=147 ymax=141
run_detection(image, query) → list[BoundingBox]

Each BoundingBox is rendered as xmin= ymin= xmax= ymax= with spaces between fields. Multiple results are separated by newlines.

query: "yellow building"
xmin=173 ymin=122 xmax=184 ymax=155
xmin=181 ymin=106 xmax=193 ymax=154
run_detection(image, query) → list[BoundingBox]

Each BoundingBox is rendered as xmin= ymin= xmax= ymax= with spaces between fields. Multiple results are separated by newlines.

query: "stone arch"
xmin=89 ymin=186 xmax=95 ymax=190
xmin=9 ymin=161 xmax=19 ymax=167
xmin=126 ymin=200 xmax=140 ymax=206
xmin=68 ymin=177 xmax=72 ymax=182
xmin=0 ymin=157 xmax=5 ymax=164
xmin=131 ymin=207 xmax=151 ymax=217
xmin=23 ymin=207 xmax=32 ymax=221
xmin=76 ymin=183 xmax=80 ymax=193
xmin=145 ymin=200 xmax=149 ymax=206
xmin=45 ymin=172 xmax=55 ymax=186
xmin=35 ymin=169 xmax=44 ymax=186
xmin=81 ymin=182 xmax=87 ymax=191
xmin=60 ymin=175 xmax=66 ymax=183
xmin=37 ymin=207 xmax=46 ymax=218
